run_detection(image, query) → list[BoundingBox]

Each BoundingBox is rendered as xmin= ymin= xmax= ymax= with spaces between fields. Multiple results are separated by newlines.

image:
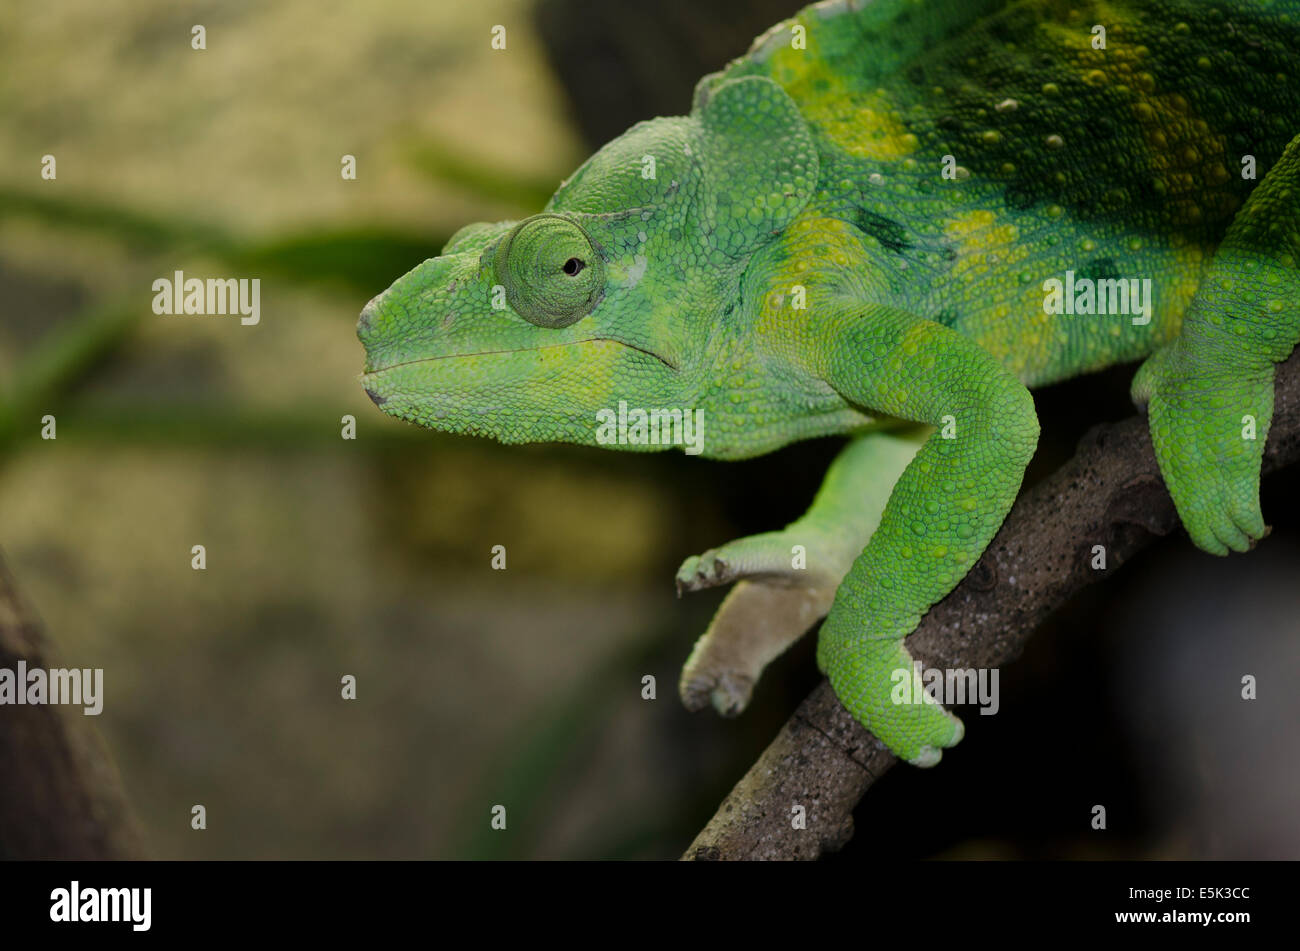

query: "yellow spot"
xmin=944 ymin=210 xmax=1026 ymax=296
xmin=767 ymin=35 xmax=917 ymax=161
xmin=752 ymin=215 xmax=888 ymax=340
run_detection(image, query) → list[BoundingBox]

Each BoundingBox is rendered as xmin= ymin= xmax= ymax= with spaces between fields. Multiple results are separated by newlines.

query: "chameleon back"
xmin=720 ymin=0 xmax=1300 ymax=383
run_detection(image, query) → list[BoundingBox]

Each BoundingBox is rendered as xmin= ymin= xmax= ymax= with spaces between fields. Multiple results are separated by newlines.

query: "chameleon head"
xmin=357 ymin=209 xmax=686 ymax=449
xmin=358 ymin=74 xmax=824 ymax=456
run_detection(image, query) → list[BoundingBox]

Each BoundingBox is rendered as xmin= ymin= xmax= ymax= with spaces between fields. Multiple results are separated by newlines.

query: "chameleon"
xmin=357 ymin=0 xmax=1300 ymax=766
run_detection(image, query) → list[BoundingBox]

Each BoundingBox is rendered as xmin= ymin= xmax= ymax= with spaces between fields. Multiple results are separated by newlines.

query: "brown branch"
xmin=685 ymin=351 xmax=1300 ymax=861
xmin=0 ymin=553 xmax=145 ymax=859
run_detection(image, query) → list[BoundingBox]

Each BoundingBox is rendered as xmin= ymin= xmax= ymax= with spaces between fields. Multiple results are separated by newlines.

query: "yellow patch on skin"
xmin=941 ymin=210 xmax=1052 ymax=378
xmin=1001 ymin=291 xmax=1056 ymax=379
xmin=1150 ymin=243 xmax=1212 ymax=344
xmin=1003 ymin=238 xmax=1207 ymax=380
xmin=766 ymin=34 xmax=917 ymax=161
xmin=944 ymin=210 xmax=1024 ymax=275
xmin=1037 ymin=9 xmax=1231 ymax=228
xmin=751 ymin=214 xmax=888 ymax=342
xmin=1038 ymin=0 xmax=1133 ymax=57
xmin=944 ymin=209 xmax=998 ymax=240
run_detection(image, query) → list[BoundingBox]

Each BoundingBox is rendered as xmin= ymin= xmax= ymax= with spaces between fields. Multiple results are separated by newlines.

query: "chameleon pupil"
xmin=562 ymin=257 xmax=585 ymax=276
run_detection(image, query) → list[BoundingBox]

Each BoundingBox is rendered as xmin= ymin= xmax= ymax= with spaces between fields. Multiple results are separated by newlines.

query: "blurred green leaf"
xmin=232 ymin=227 xmax=444 ymax=296
xmin=454 ymin=630 xmax=668 ymax=860
xmin=0 ymin=298 xmax=139 ymax=450
xmin=0 ymin=186 xmax=232 ymax=253
xmin=0 ymin=187 xmax=445 ymax=295
xmin=402 ymin=139 xmax=557 ymax=212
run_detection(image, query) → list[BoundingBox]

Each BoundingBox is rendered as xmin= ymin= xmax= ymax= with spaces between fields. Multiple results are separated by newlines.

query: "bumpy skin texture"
xmin=359 ymin=0 xmax=1300 ymax=765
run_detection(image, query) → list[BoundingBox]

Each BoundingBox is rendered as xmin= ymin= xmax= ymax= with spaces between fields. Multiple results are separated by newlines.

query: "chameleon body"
xmin=358 ymin=0 xmax=1300 ymax=765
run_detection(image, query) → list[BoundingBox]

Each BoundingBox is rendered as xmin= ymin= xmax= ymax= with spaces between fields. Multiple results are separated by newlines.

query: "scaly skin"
xmin=359 ymin=0 xmax=1300 ymax=765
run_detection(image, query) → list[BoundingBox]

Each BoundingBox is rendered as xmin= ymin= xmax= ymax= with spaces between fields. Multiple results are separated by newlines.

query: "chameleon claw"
xmin=680 ymin=666 xmax=755 ymax=717
xmin=674 ymin=550 xmax=736 ymax=594
xmin=908 ymin=746 xmax=944 ymax=768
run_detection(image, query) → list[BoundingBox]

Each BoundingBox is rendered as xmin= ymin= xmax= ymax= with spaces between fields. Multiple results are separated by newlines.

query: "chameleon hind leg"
xmin=1133 ymin=133 xmax=1300 ymax=555
xmin=677 ymin=429 xmax=924 ymax=716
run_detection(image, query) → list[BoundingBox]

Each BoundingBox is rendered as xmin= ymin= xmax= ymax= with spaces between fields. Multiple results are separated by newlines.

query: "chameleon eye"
xmin=494 ymin=215 xmax=605 ymax=328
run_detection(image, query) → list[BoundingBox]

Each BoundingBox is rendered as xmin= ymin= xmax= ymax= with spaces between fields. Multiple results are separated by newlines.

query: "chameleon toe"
xmin=908 ymin=746 xmax=944 ymax=769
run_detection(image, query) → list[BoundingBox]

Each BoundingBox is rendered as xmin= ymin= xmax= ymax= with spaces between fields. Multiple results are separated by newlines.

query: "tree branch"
xmin=0 ymin=553 xmax=145 ymax=859
xmin=685 ymin=351 xmax=1300 ymax=861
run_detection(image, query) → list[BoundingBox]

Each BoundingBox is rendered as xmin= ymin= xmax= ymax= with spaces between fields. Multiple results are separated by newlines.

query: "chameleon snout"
xmin=356 ymin=289 xmax=391 ymax=367
xmin=356 ymin=254 xmax=467 ymax=373
xmin=357 ymin=293 xmax=381 ymax=336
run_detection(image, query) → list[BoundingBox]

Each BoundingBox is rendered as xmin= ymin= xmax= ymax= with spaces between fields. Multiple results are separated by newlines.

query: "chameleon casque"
xmin=358 ymin=0 xmax=1300 ymax=766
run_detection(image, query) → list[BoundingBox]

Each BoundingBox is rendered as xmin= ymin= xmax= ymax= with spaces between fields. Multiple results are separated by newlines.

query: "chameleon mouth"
xmin=359 ymin=337 xmax=678 ymax=412
xmin=361 ymin=338 xmax=677 ymax=376
xmin=358 ymin=336 xmax=682 ymax=437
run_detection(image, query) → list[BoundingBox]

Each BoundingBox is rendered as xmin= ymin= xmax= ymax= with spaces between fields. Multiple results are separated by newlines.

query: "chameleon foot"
xmin=1134 ymin=347 xmax=1271 ymax=555
xmin=817 ymin=614 xmax=966 ymax=767
xmin=675 ymin=529 xmax=838 ymax=594
xmin=680 ymin=580 xmax=837 ymax=716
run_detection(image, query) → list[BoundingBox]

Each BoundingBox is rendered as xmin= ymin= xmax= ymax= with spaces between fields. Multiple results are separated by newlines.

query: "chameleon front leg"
xmin=1133 ymin=133 xmax=1300 ymax=555
xmin=677 ymin=429 xmax=925 ymax=715
xmin=814 ymin=306 xmax=1040 ymax=766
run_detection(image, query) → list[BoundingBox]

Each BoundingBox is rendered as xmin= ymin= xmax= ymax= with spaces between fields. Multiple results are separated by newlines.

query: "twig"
xmin=0 ymin=553 xmax=145 ymax=859
xmin=685 ymin=351 xmax=1300 ymax=860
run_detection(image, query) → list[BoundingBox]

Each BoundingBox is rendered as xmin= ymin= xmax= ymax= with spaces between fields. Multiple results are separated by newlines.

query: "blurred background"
xmin=0 ymin=0 xmax=1296 ymax=860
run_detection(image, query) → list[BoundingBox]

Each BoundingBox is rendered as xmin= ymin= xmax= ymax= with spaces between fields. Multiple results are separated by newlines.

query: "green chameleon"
xmin=358 ymin=0 xmax=1300 ymax=766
